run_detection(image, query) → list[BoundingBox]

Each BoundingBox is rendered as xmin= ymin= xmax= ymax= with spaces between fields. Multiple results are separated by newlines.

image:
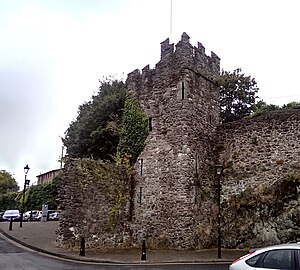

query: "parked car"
xmin=0 ymin=212 xmax=4 ymax=222
xmin=23 ymin=210 xmax=40 ymax=221
xmin=34 ymin=210 xmax=61 ymax=221
xmin=35 ymin=211 xmax=42 ymax=221
xmin=2 ymin=209 xmax=21 ymax=221
xmin=229 ymin=243 xmax=300 ymax=270
xmin=49 ymin=211 xmax=60 ymax=221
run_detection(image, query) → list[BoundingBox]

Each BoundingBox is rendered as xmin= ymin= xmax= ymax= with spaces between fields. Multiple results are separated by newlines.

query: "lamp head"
xmin=215 ymin=162 xmax=223 ymax=175
xmin=24 ymin=164 xmax=30 ymax=175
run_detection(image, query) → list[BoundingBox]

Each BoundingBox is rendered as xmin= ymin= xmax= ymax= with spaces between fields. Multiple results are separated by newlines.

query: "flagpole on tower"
xmin=170 ymin=0 xmax=173 ymax=43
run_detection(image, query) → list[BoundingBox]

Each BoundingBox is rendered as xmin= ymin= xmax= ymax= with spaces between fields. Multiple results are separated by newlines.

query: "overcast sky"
xmin=1 ymin=0 xmax=300 ymax=188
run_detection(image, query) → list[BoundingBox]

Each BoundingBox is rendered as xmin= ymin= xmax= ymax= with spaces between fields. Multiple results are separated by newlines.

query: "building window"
xmin=139 ymin=187 xmax=143 ymax=204
xmin=149 ymin=117 xmax=152 ymax=131
xmin=195 ymin=154 xmax=198 ymax=176
xmin=208 ymin=115 xmax=212 ymax=124
xmin=181 ymin=81 xmax=185 ymax=100
xmin=139 ymin=158 xmax=143 ymax=176
xmin=177 ymin=80 xmax=187 ymax=100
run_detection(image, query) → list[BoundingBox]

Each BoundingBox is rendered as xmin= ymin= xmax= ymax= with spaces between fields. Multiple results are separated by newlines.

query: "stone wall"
xmin=216 ymin=109 xmax=300 ymax=247
xmin=57 ymin=34 xmax=300 ymax=251
xmin=56 ymin=159 xmax=132 ymax=250
xmin=126 ymin=33 xmax=220 ymax=249
xmin=216 ymin=109 xmax=300 ymax=198
xmin=221 ymin=176 xmax=300 ymax=248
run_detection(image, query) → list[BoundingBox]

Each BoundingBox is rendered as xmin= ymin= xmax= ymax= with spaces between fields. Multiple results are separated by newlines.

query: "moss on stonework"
xmin=221 ymin=173 xmax=300 ymax=248
xmin=107 ymin=190 xmax=127 ymax=231
xmin=80 ymin=159 xmax=125 ymax=183
xmin=60 ymin=158 xmax=130 ymax=236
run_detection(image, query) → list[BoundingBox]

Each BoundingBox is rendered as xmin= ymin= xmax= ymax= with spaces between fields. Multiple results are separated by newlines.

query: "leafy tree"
xmin=115 ymin=95 xmax=149 ymax=167
xmin=0 ymin=170 xmax=19 ymax=194
xmin=63 ymin=79 xmax=127 ymax=161
xmin=0 ymin=192 xmax=19 ymax=211
xmin=251 ymin=101 xmax=300 ymax=117
xmin=281 ymin=101 xmax=300 ymax=109
xmin=251 ymin=100 xmax=280 ymax=117
xmin=219 ymin=68 xmax=259 ymax=123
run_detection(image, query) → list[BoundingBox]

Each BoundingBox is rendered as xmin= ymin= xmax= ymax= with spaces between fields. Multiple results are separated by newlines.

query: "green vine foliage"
xmin=115 ymin=95 xmax=149 ymax=168
xmin=23 ymin=177 xmax=59 ymax=210
xmin=107 ymin=190 xmax=126 ymax=230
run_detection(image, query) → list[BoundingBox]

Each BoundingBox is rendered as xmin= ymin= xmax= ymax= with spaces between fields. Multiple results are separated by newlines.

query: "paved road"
xmin=0 ymin=236 xmax=230 ymax=270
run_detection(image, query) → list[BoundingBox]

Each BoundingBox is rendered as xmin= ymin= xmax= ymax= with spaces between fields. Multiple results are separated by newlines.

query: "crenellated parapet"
xmin=127 ymin=32 xmax=220 ymax=96
xmin=171 ymin=32 xmax=220 ymax=81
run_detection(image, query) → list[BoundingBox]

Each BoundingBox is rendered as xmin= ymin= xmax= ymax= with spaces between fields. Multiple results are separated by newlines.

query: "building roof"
xmin=36 ymin=169 xmax=61 ymax=178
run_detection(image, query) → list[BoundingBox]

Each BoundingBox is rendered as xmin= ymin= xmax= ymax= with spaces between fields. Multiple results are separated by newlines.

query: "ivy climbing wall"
xmin=56 ymin=158 xmax=131 ymax=250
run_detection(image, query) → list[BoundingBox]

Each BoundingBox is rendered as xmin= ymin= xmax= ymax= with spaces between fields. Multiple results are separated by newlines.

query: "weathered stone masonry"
xmin=216 ymin=110 xmax=300 ymax=248
xmin=217 ymin=109 xmax=300 ymax=199
xmin=127 ymin=32 xmax=221 ymax=249
xmin=57 ymin=159 xmax=131 ymax=250
xmin=57 ymin=33 xmax=300 ymax=251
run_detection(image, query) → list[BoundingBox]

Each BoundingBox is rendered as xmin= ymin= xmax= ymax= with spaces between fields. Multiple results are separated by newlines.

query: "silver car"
xmin=229 ymin=243 xmax=300 ymax=270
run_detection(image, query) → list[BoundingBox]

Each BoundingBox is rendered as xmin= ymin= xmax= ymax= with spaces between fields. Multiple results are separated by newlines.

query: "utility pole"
xmin=60 ymin=146 xmax=64 ymax=169
xmin=215 ymin=163 xmax=223 ymax=259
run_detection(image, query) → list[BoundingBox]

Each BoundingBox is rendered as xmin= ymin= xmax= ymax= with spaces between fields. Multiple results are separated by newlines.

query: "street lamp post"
xmin=215 ymin=162 xmax=223 ymax=259
xmin=20 ymin=164 xmax=30 ymax=228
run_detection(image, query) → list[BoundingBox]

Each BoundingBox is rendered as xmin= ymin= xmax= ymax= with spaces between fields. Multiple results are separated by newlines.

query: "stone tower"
xmin=126 ymin=33 xmax=220 ymax=249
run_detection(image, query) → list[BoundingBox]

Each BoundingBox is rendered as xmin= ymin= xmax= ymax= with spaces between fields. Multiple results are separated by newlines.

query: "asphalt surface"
xmin=0 ymin=236 xmax=231 ymax=270
xmin=0 ymin=220 xmax=247 ymax=265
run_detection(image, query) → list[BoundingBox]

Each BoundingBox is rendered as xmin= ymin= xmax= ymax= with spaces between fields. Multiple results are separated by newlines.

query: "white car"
xmin=23 ymin=210 xmax=39 ymax=221
xmin=35 ymin=211 xmax=42 ymax=221
xmin=229 ymin=243 xmax=300 ymax=270
xmin=2 ymin=209 xmax=20 ymax=221
xmin=49 ymin=211 xmax=60 ymax=221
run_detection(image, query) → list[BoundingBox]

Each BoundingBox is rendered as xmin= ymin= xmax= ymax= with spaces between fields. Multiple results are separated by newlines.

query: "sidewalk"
xmin=0 ymin=221 xmax=246 ymax=264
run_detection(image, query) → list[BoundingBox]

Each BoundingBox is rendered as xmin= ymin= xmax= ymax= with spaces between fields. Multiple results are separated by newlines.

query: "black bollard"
xmin=79 ymin=236 xmax=85 ymax=256
xmin=141 ymin=239 xmax=146 ymax=261
xmin=9 ymin=217 xmax=13 ymax=231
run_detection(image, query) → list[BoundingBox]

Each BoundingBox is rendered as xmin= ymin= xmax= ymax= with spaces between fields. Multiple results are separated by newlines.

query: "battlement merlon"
xmin=174 ymin=32 xmax=194 ymax=58
xmin=126 ymin=69 xmax=142 ymax=97
xmin=197 ymin=42 xmax=205 ymax=54
xmin=160 ymin=38 xmax=174 ymax=60
xmin=211 ymin=51 xmax=220 ymax=66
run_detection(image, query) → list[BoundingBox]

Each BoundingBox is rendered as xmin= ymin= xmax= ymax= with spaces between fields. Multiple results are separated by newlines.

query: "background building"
xmin=37 ymin=169 xmax=61 ymax=185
